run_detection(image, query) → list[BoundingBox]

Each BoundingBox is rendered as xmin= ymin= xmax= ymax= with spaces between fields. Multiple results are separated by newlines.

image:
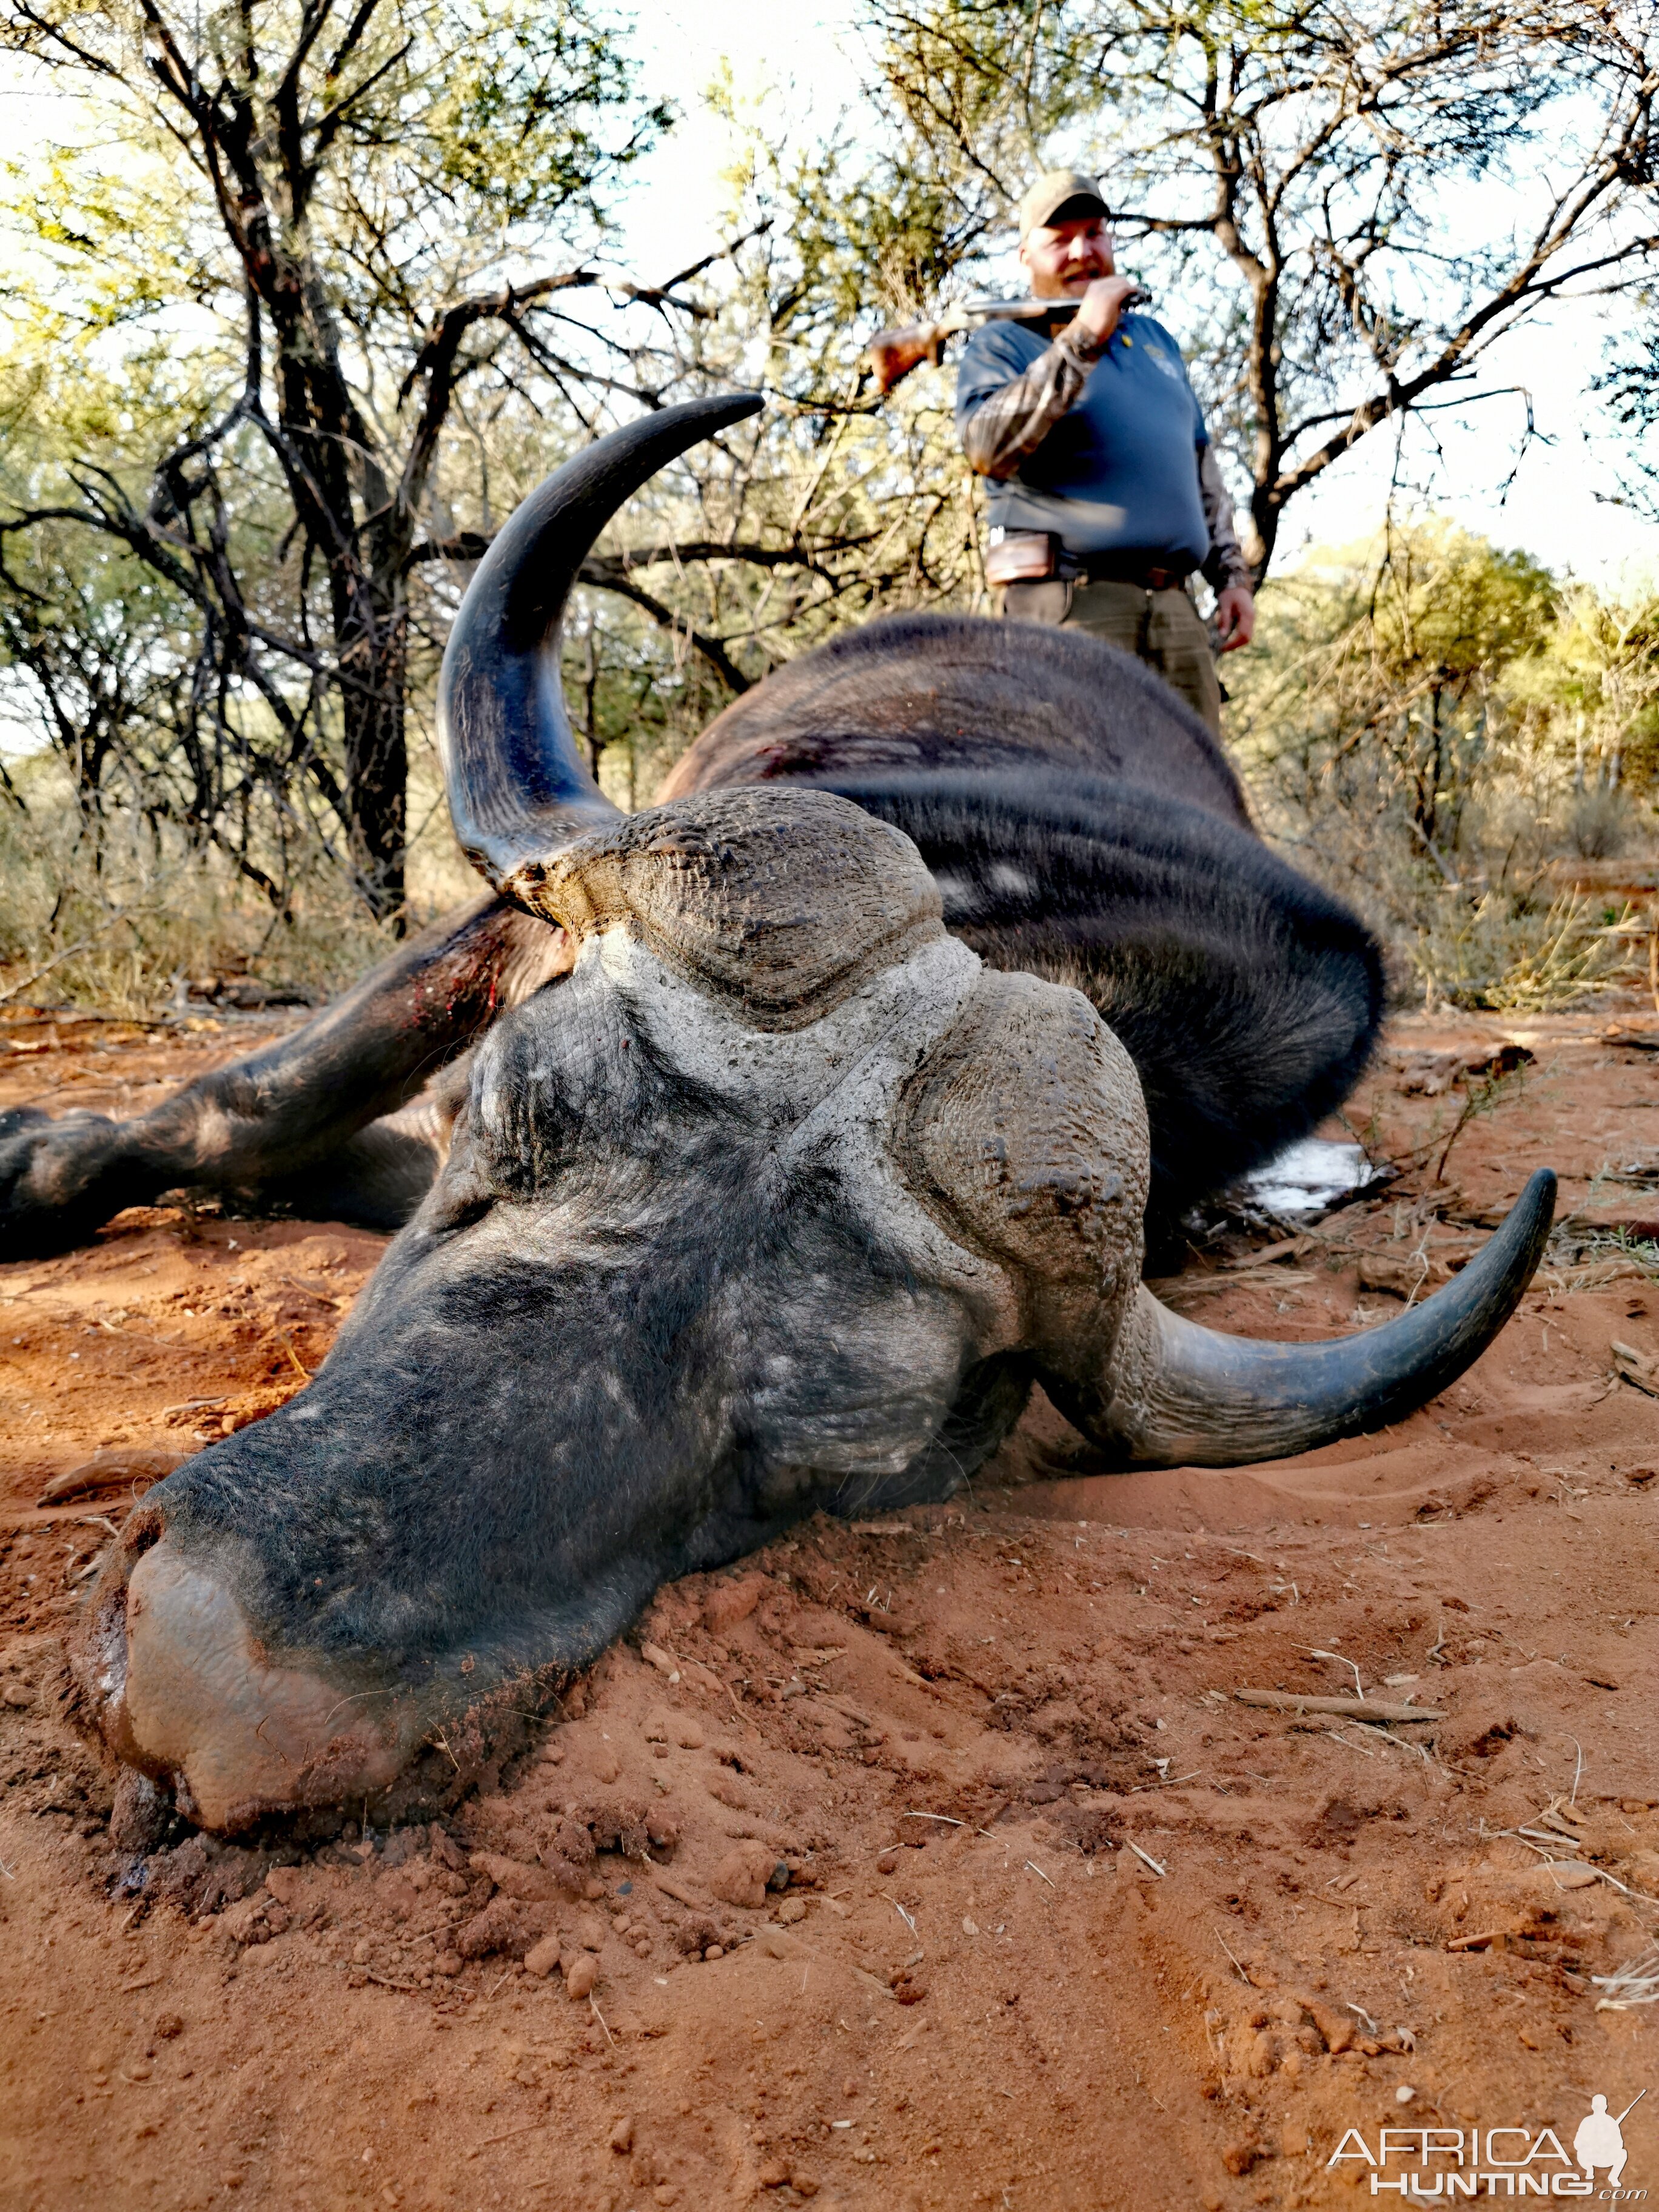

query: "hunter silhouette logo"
xmin=1327 ymin=2088 xmax=1647 ymax=2196
xmin=1577 ymin=2095 xmax=1642 ymax=2190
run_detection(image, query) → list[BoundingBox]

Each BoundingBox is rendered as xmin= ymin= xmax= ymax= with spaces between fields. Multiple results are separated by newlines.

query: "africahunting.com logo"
xmin=1328 ymin=2091 xmax=1646 ymax=2197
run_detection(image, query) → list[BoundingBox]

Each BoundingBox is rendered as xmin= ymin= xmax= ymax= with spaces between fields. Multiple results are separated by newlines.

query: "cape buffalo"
xmin=0 ymin=394 xmax=1552 ymax=1835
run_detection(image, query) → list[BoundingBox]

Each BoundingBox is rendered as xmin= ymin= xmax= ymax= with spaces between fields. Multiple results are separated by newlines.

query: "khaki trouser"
xmin=999 ymin=575 xmax=1223 ymax=737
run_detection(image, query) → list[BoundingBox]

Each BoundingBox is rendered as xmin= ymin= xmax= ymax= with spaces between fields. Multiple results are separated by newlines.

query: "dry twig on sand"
xmin=1235 ymin=1691 xmax=1442 ymax=1722
xmin=1593 ymin=1953 xmax=1659 ymax=2009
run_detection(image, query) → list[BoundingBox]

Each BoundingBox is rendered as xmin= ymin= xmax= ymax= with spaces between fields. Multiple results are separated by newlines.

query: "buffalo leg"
xmin=254 ymin=1082 xmax=468 ymax=1232
xmin=0 ymin=895 xmax=569 ymax=1258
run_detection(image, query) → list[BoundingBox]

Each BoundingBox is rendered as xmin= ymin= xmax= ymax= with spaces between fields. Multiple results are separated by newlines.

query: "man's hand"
xmin=1215 ymin=585 xmax=1255 ymax=652
xmin=1070 ymin=274 xmax=1140 ymax=348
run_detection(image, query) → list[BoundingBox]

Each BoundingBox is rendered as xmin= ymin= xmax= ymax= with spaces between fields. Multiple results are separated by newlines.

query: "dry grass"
xmin=5 ymin=668 xmax=1655 ymax=1022
xmin=1242 ymin=788 xmax=1654 ymax=1015
xmin=0 ymin=752 xmax=478 ymax=1015
xmin=1592 ymin=1948 xmax=1659 ymax=2009
xmin=1419 ymin=889 xmax=1648 ymax=1015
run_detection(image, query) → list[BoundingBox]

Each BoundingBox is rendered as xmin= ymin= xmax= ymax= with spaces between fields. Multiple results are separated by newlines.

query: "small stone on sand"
xmin=1534 ymin=1862 xmax=1598 ymax=1889
xmin=703 ymin=1572 xmax=768 ymax=1634
xmin=523 ymin=1936 xmax=562 ymax=1980
xmin=711 ymin=1840 xmax=780 ymax=1909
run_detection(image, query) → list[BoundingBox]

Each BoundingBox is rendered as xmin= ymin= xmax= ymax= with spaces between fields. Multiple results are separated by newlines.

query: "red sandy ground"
xmin=2 ymin=994 xmax=1658 ymax=2212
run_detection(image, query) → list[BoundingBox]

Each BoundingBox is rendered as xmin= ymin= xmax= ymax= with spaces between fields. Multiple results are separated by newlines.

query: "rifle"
xmin=865 ymin=289 xmax=1151 ymax=397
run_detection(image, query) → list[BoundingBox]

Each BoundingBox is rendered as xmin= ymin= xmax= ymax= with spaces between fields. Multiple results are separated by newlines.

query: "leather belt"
xmin=1067 ymin=554 xmax=1193 ymax=591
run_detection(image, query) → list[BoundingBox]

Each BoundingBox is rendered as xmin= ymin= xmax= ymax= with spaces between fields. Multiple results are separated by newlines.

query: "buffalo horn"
xmin=437 ymin=391 xmax=765 ymax=908
xmin=1096 ymin=1168 xmax=1555 ymax=1467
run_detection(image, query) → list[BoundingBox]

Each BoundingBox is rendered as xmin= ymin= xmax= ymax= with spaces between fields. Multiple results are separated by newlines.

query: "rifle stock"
xmin=865 ymin=316 xmax=955 ymax=396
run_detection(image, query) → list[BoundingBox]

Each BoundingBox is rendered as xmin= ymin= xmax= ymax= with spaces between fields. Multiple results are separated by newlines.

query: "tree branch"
xmin=579 ymin=565 xmax=754 ymax=695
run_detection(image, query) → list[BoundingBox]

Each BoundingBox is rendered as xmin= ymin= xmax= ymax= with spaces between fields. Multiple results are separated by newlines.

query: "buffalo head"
xmin=76 ymin=395 xmax=1552 ymax=1833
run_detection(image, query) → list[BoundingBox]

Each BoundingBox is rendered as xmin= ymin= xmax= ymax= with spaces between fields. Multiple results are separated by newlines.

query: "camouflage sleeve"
xmin=959 ymin=325 xmax=1104 ymax=481
xmin=1198 ymin=444 xmax=1254 ymax=594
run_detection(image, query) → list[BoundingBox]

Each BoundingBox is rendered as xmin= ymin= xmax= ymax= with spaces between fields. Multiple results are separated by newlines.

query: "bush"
xmin=0 ymin=748 xmax=477 ymax=1016
xmin=1227 ymin=522 xmax=1658 ymax=1010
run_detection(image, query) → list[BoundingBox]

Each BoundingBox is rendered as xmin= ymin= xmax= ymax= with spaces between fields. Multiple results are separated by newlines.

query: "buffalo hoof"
xmin=0 ymin=1110 xmax=138 ymax=1262
xmin=96 ymin=1539 xmax=409 ymax=1832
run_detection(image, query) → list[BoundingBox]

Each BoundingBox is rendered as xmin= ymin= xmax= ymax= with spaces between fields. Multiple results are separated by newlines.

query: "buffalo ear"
xmin=425 ymin=1048 xmax=476 ymax=1142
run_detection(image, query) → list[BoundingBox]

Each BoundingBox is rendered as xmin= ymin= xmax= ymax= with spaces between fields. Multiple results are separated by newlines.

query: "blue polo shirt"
xmin=956 ymin=313 xmax=1210 ymax=567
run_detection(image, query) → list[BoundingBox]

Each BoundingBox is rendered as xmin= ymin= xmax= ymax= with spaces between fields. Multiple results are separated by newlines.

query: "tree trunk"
xmin=336 ymin=582 xmax=409 ymax=926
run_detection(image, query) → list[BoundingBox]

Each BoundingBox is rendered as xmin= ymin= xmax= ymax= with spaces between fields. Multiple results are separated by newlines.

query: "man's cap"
xmin=1018 ymin=168 xmax=1108 ymax=237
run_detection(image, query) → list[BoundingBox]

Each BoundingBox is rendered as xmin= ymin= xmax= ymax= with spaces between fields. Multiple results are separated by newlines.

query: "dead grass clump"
xmin=1227 ymin=522 xmax=1659 ymax=1014
xmin=0 ymin=752 xmax=477 ymax=1015
xmin=1421 ymin=890 xmax=1646 ymax=1014
xmin=1592 ymin=1947 xmax=1659 ymax=2009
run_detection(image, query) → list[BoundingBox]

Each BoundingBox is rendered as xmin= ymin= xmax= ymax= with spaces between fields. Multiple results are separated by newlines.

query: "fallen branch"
xmin=467 ymin=2121 xmax=549 ymax=2156
xmin=648 ymin=1869 xmax=702 ymax=1909
xmin=1235 ymin=1691 xmax=1443 ymax=1722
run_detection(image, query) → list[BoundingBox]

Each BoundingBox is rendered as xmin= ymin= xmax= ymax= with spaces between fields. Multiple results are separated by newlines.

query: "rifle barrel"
xmin=959 ymin=288 xmax=1151 ymax=323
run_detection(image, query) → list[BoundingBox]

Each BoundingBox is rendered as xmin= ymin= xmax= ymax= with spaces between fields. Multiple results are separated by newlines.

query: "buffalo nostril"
xmin=121 ymin=1541 xmax=404 ymax=1833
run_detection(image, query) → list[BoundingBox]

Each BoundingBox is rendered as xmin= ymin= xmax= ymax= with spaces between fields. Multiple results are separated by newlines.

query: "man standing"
xmin=956 ymin=168 xmax=1255 ymax=736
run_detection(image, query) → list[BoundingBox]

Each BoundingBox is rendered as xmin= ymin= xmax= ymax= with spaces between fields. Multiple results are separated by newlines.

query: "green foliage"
xmin=1232 ymin=522 xmax=1557 ymax=862
xmin=1 ymin=0 xmax=672 ymax=919
xmin=4 ymin=1 xmax=660 ymax=297
xmin=1505 ymin=585 xmax=1659 ymax=793
xmin=788 ymin=0 xmax=1659 ymax=572
xmin=2 ymin=5 xmax=1657 ymax=1018
xmin=1229 ymin=522 xmax=1658 ymax=1010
